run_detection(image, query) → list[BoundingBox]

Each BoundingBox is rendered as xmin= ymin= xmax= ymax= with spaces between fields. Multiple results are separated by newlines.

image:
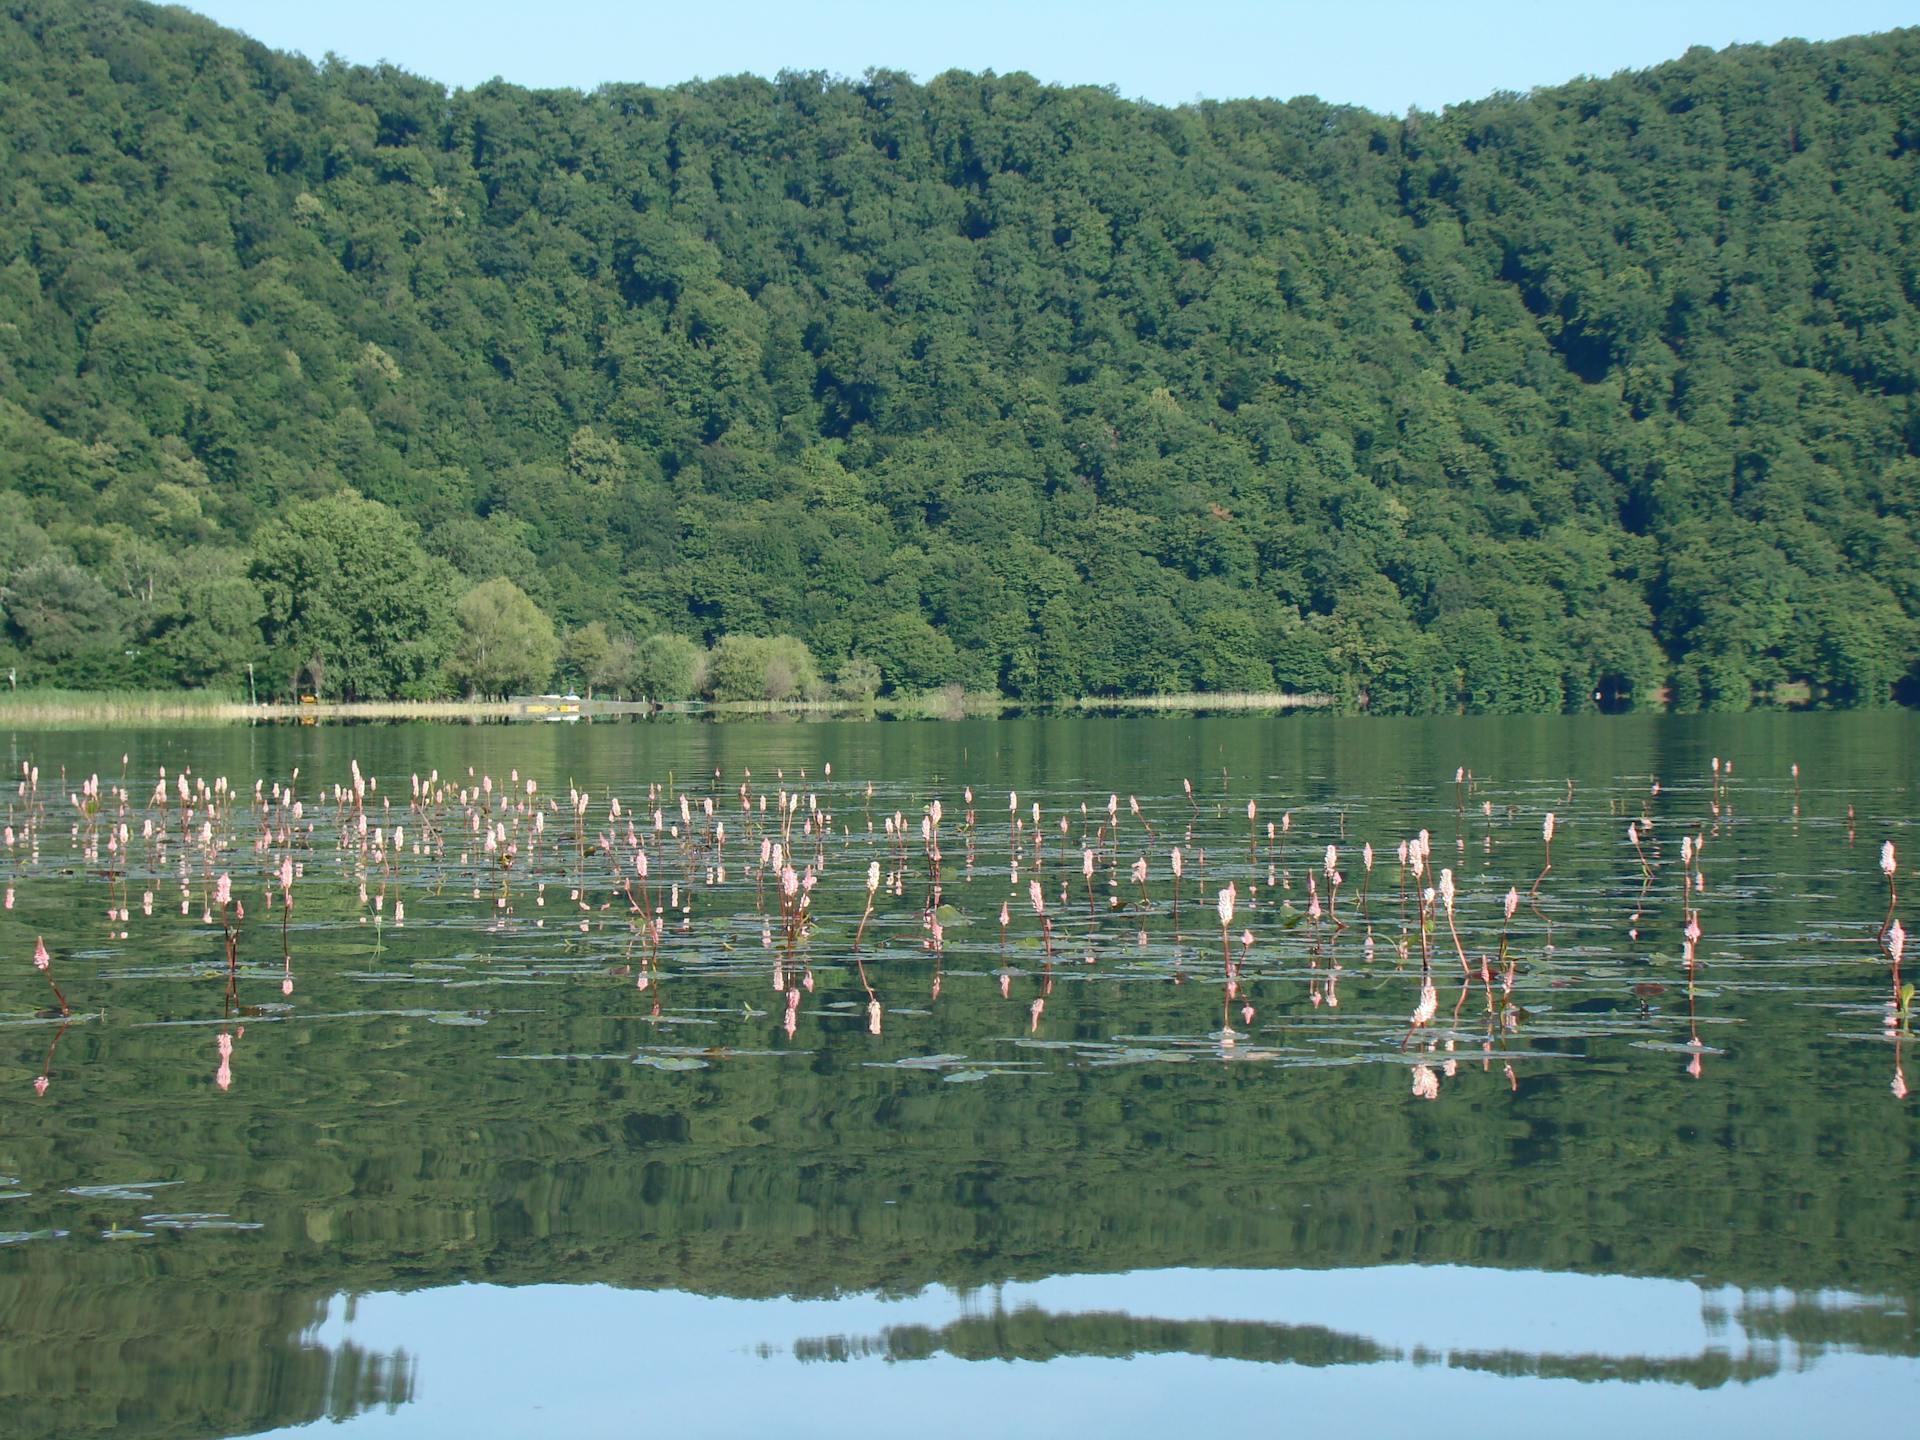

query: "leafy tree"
xmin=447 ymin=578 xmax=558 ymax=698
xmin=2 ymin=556 xmax=122 ymax=662
xmin=863 ymin=612 xmax=960 ymax=694
xmin=633 ymin=633 xmax=705 ymax=702
xmin=562 ymin=622 xmax=614 ymax=697
xmin=833 ymin=655 xmax=882 ymax=701
xmin=249 ymin=494 xmax=455 ymax=700
xmin=148 ymin=551 xmax=266 ymax=689
xmin=705 ymin=634 xmax=823 ymax=702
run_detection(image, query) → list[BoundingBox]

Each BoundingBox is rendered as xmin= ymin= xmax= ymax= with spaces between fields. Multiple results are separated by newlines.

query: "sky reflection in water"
xmin=279 ymin=1266 xmax=1916 ymax=1438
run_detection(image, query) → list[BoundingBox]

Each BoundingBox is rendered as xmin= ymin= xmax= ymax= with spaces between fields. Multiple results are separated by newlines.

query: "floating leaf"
xmin=66 ymin=1181 xmax=181 ymax=1202
xmin=142 ymin=1213 xmax=264 ymax=1231
xmin=632 ymin=1053 xmax=708 ymax=1071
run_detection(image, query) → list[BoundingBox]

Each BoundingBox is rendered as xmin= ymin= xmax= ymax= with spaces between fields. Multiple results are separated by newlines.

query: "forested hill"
xmin=0 ymin=0 xmax=1916 ymax=709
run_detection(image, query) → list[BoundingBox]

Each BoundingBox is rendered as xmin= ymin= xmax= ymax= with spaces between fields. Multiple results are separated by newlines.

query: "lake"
xmin=1 ymin=711 xmax=1915 ymax=1437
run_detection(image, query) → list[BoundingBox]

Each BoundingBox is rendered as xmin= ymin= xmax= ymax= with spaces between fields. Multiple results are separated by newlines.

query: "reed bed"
xmin=1076 ymin=691 xmax=1334 ymax=712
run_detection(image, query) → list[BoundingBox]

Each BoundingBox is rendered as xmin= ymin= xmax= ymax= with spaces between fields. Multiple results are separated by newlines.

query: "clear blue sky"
xmin=179 ymin=1 xmax=1915 ymax=112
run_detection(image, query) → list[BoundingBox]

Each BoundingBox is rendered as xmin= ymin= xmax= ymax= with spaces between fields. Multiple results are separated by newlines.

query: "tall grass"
xmin=1075 ymin=691 xmax=1334 ymax=712
xmin=0 ymin=687 xmax=249 ymax=724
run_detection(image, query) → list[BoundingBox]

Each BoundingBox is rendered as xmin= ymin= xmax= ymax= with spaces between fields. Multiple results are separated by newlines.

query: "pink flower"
xmin=1889 ymin=920 xmax=1906 ymax=964
xmin=1170 ymin=847 xmax=1183 ymax=879
xmin=34 ymin=1074 xmax=49 ymax=1096
xmin=1411 ymin=1064 xmax=1439 ymax=1100
xmin=215 ymin=874 xmax=232 ymax=906
xmin=1883 ymin=842 xmax=1897 ymax=878
xmin=1029 ymin=879 xmax=1045 ymax=916
xmin=1542 ymin=813 xmax=1555 ymax=845
xmin=1504 ymin=886 xmax=1519 ymax=921
xmin=33 ymin=936 xmax=49 ymax=971
xmin=1216 ymin=886 xmax=1235 ymax=927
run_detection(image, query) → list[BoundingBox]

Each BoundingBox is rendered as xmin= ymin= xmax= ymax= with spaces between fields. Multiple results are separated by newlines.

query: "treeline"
xmin=0 ymin=1 xmax=1916 ymax=707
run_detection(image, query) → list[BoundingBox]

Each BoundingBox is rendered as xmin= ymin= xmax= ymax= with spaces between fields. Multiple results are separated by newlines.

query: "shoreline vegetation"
xmin=0 ymin=686 xmax=1345 ymax=726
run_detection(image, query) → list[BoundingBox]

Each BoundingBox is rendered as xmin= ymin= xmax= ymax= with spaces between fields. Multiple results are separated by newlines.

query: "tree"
xmin=863 ymin=612 xmax=960 ymax=693
xmin=704 ymin=634 xmax=822 ymax=702
xmin=833 ymin=655 xmax=882 ymax=701
xmin=249 ymin=493 xmax=455 ymax=700
xmin=634 ymin=633 xmax=705 ymax=701
xmin=148 ymin=551 xmax=266 ymax=689
xmin=447 ymin=578 xmax=558 ymax=697
xmin=563 ymin=622 xmax=614 ymax=697
xmin=2 ymin=555 xmax=122 ymax=661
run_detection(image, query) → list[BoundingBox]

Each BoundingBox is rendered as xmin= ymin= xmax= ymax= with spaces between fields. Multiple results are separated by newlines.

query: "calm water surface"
xmin=1 ymin=712 xmax=1915 ymax=1437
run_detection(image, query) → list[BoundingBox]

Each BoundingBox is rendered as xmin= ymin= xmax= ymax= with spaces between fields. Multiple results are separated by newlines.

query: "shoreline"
xmin=0 ymin=689 xmax=1338 ymax=726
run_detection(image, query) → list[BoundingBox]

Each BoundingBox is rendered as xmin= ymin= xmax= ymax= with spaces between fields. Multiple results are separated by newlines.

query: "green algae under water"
xmin=0 ymin=711 xmax=1915 ymax=1438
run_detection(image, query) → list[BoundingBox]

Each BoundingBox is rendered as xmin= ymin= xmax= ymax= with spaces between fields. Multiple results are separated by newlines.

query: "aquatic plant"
xmin=30 ymin=935 xmax=67 ymax=1016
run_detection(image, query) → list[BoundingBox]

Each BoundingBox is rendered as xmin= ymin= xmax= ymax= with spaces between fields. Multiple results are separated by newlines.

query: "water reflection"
xmin=792 ymin=1274 xmax=1913 ymax=1389
xmin=235 ymin=1267 xmax=1920 ymax=1437
xmin=0 ymin=1281 xmax=413 ymax=1440
xmin=2 ymin=713 xmax=1916 ymax=1436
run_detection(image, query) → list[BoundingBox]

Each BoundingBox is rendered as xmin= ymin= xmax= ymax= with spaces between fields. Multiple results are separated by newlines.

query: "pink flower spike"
xmin=33 ymin=936 xmax=49 ymax=970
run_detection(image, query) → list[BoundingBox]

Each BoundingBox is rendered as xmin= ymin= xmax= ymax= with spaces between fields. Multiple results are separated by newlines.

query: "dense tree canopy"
xmin=0 ymin=0 xmax=1916 ymax=707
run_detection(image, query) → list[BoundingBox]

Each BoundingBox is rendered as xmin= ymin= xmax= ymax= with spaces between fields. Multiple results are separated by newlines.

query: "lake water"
xmin=1 ymin=712 xmax=1915 ymax=1437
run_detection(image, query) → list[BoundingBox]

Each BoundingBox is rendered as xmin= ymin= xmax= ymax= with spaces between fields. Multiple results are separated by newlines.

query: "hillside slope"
xmin=0 ymin=1 xmax=1915 ymax=706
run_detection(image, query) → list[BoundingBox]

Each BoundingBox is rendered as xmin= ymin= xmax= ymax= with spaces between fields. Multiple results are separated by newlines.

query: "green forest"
xmin=0 ymin=0 xmax=1916 ymax=709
